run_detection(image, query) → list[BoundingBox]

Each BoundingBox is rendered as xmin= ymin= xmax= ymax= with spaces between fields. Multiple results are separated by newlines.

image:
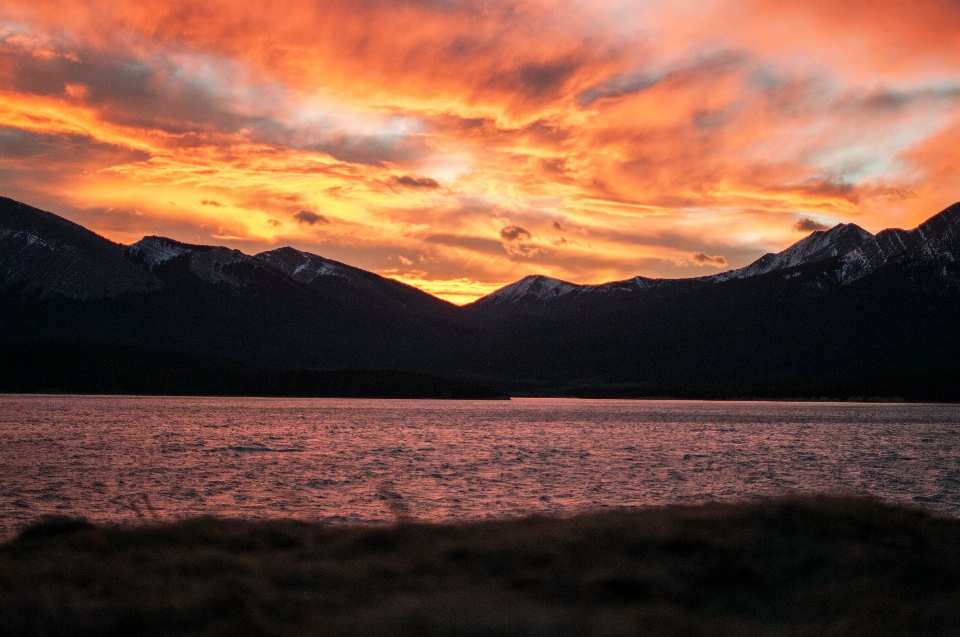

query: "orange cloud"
xmin=0 ymin=0 xmax=958 ymax=302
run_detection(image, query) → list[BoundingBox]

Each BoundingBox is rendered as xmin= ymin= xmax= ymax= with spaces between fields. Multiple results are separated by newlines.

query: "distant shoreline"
xmin=0 ymin=391 xmax=512 ymax=401
xmin=0 ymin=340 xmax=508 ymax=400
xmin=3 ymin=339 xmax=959 ymax=402
xmin=3 ymin=392 xmax=954 ymax=404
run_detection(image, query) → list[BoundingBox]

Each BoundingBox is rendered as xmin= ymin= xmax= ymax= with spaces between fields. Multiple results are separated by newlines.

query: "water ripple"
xmin=1 ymin=396 xmax=959 ymax=540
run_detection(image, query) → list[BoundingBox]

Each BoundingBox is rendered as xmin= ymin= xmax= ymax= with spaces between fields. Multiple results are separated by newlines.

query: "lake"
xmin=1 ymin=395 xmax=959 ymax=539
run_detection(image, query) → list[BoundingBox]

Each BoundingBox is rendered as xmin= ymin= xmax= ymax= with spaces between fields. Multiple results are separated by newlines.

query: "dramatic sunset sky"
xmin=1 ymin=0 xmax=958 ymax=302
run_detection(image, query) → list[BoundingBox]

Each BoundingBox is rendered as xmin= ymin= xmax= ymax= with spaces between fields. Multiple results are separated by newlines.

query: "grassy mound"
xmin=2 ymin=497 xmax=959 ymax=636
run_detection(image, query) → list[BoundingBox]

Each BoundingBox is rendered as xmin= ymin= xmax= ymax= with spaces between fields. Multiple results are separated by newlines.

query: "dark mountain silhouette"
xmin=465 ymin=221 xmax=877 ymax=315
xmin=839 ymin=202 xmax=960 ymax=284
xmin=0 ymin=198 xmax=161 ymax=299
xmin=0 ymin=197 xmax=469 ymax=373
xmin=255 ymin=246 xmax=453 ymax=316
xmin=714 ymin=222 xmax=874 ymax=281
xmin=2 ymin=195 xmax=960 ymax=399
xmin=461 ymin=203 xmax=960 ymax=398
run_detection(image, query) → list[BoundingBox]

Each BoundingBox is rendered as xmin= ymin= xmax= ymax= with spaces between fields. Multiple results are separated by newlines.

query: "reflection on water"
xmin=1 ymin=395 xmax=959 ymax=538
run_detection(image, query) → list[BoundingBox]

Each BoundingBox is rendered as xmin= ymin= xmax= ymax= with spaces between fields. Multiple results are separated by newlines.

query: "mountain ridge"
xmin=840 ymin=202 xmax=960 ymax=284
xmin=0 ymin=198 xmax=161 ymax=299
xmin=0 ymin=197 xmax=452 ymax=314
xmin=470 ymin=203 xmax=960 ymax=309
xmin=3 ymin=195 xmax=960 ymax=399
xmin=710 ymin=222 xmax=873 ymax=282
xmin=6 ymin=195 xmax=958 ymax=308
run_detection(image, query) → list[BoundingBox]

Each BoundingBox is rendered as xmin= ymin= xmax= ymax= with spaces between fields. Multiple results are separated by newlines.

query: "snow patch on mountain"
xmin=127 ymin=236 xmax=250 ymax=286
xmin=0 ymin=228 xmax=62 ymax=253
xmin=0 ymin=207 xmax=161 ymax=300
xmin=840 ymin=202 xmax=960 ymax=284
xmin=188 ymin=247 xmax=248 ymax=286
xmin=586 ymin=276 xmax=662 ymax=293
xmin=126 ymin=236 xmax=190 ymax=269
xmin=711 ymin=223 xmax=873 ymax=283
xmin=913 ymin=202 xmax=960 ymax=260
xmin=474 ymin=273 xmax=677 ymax=307
xmin=255 ymin=247 xmax=352 ymax=283
xmin=481 ymin=275 xmax=580 ymax=305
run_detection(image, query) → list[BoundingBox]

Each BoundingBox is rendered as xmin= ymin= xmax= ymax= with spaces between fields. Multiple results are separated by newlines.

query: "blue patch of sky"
xmin=806 ymin=124 xmax=938 ymax=184
xmin=162 ymin=50 xmax=289 ymax=113
xmin=809 ymin=82 xmax=960 ymax=183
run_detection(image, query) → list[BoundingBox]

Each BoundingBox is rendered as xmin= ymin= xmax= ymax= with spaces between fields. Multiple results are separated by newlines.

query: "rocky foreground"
xmin=1 ymin=497 xmax=959 ymax=636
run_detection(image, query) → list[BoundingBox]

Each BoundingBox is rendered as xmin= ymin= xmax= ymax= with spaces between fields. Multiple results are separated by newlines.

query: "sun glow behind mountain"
xmin=1 ymin=0 xmax=959 ymax=303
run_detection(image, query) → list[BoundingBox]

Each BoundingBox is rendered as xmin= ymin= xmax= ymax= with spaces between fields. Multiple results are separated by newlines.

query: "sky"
xmin=1 ymin=0 xmax=959 ymax=303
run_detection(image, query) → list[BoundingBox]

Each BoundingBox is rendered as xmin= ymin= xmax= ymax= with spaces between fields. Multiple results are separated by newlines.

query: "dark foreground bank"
xmin=2 ymin=497 xmax=958 ymax=636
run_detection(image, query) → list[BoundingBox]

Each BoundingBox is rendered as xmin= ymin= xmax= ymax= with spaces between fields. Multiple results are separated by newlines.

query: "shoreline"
xmin=5 ymin=340 xmax=960 ymax=402
xmin=3 ymin=391 xmax=958 ymax=403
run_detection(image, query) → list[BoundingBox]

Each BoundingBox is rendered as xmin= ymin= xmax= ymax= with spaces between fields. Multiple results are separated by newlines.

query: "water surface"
xmin=2 ymin=395 xmax=958 ymax=539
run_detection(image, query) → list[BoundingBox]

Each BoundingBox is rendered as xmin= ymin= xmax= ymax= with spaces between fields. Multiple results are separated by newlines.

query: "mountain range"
xmin=3 ymin=195 xmax=960 ymax=399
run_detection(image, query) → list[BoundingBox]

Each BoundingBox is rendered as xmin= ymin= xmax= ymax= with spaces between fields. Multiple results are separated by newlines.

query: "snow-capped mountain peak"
xmin=711 ymin=223 xmax=873 ymax=282
xmin=470 ymin=204 xmax=960 ymax=311
xmin=840 ymin=202 xmax=960 ymax=284
xmin=254 ymin=247 xmax=352 ymax=284
xmin=479 ymin=274 xmax=580 ymax=306
xmin=126 ymin=236 xmax=190 ymax=269
xmin=914 ymin=202 xmax=960 ymax=260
